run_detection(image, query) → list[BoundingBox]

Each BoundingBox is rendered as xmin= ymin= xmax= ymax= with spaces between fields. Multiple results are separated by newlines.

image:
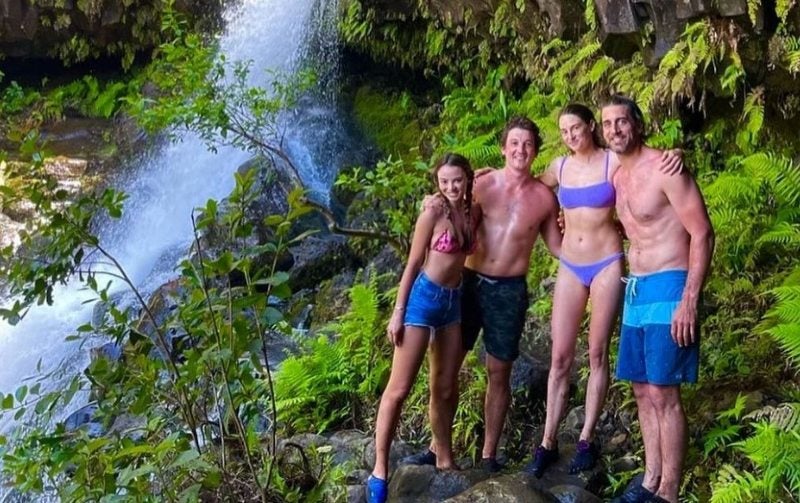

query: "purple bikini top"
xmin=557 ymin=152 xmax=616 ymax=209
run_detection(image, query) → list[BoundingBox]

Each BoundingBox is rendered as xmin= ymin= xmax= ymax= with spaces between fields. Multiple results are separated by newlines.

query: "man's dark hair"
xmin=602 ymin=94 xmax=647 ymax=140
xmin=499 ymin=116 xmax=543 ymax=153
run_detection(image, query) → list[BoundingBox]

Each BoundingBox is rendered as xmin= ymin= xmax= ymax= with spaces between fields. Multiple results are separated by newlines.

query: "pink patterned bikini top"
xmin=431 ymin=228 xmax=477 ymax=255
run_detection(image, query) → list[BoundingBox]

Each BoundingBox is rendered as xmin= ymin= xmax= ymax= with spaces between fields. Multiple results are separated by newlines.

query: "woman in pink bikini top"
xmin=368 ymin=153 xmax=479 ymax=497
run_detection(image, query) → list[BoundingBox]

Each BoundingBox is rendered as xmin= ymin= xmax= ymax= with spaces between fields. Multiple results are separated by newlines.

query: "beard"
xmin=606 ymin=133 xmax=639 ymax=154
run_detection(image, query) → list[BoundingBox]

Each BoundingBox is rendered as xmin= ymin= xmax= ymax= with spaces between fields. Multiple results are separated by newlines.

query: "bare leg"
xmin=581 ymin=261 xmax=623 ymax=442
xmin=632 ymin=382 xmax=662 ymax=492
xmin=372 ymin=327 xmax=430 ymax=479
xmin=542 ymin=265 xmax=588 ymax=449
xmin=648 ymin=384 xmax=686 ymax=503
xmin=428 ymin=323 xmax=464 ymax=469
xmin=428 ymin=348 xmax=468 ymax=456
xmin=482 ymin=354 xmax=513 ymax=459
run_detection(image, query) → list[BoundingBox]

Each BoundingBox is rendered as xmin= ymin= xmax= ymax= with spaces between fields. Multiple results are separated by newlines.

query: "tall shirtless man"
xmin=405 ymin=116 xmax=561 ymax=470
xmin=603 ymin=95 xmax=714 ymax=503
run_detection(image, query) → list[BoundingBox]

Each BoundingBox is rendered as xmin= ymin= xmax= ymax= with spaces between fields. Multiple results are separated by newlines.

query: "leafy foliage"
xmin=274 ymin=273 xmax=390 ymax=433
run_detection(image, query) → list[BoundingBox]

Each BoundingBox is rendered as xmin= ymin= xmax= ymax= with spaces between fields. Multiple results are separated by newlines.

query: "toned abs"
xmin=467 ymin=169 xmax=558 ymax=277
xmin=614 ymin=153 xmax=691 ymax=275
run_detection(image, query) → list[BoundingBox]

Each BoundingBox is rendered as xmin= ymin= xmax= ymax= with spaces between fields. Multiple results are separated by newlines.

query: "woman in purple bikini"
xmin=527 ymin=104 xmax=682 ymax=477
xmin=367 ymin=153 xmax=478 ymax=503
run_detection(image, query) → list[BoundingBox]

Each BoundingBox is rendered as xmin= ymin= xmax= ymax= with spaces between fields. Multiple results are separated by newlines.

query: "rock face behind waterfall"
xmin=343 ymin=0 xmax=764 ymax=67
xmin=0 ymin=0 xmax=220 ymax=63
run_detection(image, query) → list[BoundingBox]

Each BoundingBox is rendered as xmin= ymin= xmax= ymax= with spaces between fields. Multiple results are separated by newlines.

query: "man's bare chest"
xmin=617 ymin=179 xmax=666 ymax=224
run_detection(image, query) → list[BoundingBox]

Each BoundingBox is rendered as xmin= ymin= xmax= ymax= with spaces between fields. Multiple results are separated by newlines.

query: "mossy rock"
xmin=352 ymin=85 xmax=422 ymax=157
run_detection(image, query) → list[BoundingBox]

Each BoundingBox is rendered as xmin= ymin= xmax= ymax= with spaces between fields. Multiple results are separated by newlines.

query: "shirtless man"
xmin=603 ymin=95 xmax=714 ymax=503
xmin=404 ymin=116 xmax=561 ymax=470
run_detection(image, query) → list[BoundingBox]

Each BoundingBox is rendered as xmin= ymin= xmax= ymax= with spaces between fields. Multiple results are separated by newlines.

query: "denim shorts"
xmin=404 ymin=271 xmax=461 ymax=331
xmin=616 ymin=269 xmax=699 ymax=385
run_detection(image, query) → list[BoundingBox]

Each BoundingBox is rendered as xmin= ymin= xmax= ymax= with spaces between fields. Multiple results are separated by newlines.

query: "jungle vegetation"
xmin=0 ymin=0 xmax=797 ymax=501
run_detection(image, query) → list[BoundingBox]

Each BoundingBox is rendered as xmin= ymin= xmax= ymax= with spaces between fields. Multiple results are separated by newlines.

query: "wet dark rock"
xmin=135 ymin=278 xmax=187 ymax=360
xmin=346 ymin=468 xmax=371 ymax=484
xmin=346 ymin=484 xmax=365 ymax=503
xmin=387 ymin=465 xmax=491 ymax=503
xmin=611 ymin=454 xmax=640 ymax=472
xmin=90 ymin=341 xmax=123 ymax=364
xmin=535 ymin=0 xmax=586 ymax=40
xmin=564 ymin=406 xmax=585 ymax=436
xmin=106 ymin=413 xmax=147 ymax=441
xmin=445 ymin=472 xmax=558 ymax=502
xmin=329 ymin=429 xmax=373 ymax=466
xmin=309 ymin=269 xmax=357 ymax=331
xmin=363 ymin=437 xmax=415 ymax=471
xmin=39 ymin=119 xmax=118 ymax=160
xmin=287 ymin=235 xmax=357 ymax=292
xmin=513 ymin=352 xmax=550 ymax=404
xmin=593 ymin=0 xmax=641 ymax=60
xmin=549 ymin=484 xmax=603 ymax=503
xmin=64 ymin=402 xmax=105 ymax=438
xmin=0 ymin=0 xmax=217 ymax=61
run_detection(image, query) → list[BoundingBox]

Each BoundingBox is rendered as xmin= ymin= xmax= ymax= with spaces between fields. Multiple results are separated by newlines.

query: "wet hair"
xmin=559 ymin=103 xmax=604 ymax=148
xmin=602 ymin=94 xmax=647 ymax=140
xmin=431 ymin=152 xmax=475 ymax=253
xmin=499 ymin=116 xmax=543 ymax=154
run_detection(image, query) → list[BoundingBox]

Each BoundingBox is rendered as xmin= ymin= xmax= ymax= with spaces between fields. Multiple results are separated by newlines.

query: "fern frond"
xmin=754 ymin=222 xmax=800 ymax=249
xmin=736 ymin=88 xmax=765 ymax=149
xmin=710 ymin=464 xmax=767 ymax=503
xmin=775 ymin=0 xmax=796 ymax=22
xmin=578 ymin=57 xmax=613 ymax=88
xmin=764 ymin=324 xmax=800 ymax=365
xmin=705 ymin=173 xmax=761 ymax=207
xmin=744 ymin=403 xmax=800 ymax=431
xmin=736 ymin=422 xmax=800 ymax=495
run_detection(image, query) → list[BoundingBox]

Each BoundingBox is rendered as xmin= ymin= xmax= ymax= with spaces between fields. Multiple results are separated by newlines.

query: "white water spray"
xmin=0 ymin=0 xmax=349 ymax=434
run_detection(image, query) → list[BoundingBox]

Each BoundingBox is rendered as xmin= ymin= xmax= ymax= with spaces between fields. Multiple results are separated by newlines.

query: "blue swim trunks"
xmin=404 ymin=271 xmax=461 ymax=331
xmin=616 ymin=269 xmax=699 ymax=385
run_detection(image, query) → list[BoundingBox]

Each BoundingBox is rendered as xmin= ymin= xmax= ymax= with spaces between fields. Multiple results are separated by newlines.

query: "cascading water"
xmin=0 ymin=0 xmax=359 ymax=442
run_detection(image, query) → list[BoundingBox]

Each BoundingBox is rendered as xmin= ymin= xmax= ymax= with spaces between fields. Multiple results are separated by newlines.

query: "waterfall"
xmin=0 ymin=0 xmax=353 ymax=437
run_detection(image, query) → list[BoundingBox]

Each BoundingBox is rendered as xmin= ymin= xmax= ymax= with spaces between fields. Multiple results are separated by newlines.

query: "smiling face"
xmin=559 ymin=113 xmax=595 ymax=153
xmin=601 ymin=104 xmax=642 ymax=155
xmin=436 ymin=163 xmax=468 ymax=203
xmin=501 ymin=127 xmax=537 ymax=172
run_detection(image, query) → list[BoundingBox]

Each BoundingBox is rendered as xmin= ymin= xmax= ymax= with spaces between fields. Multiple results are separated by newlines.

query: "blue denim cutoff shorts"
xmin=404 ymin=271 xmax=461 ymax=332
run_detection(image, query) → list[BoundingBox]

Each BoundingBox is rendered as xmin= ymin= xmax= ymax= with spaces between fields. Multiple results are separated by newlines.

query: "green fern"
xmin=776 ymin=0 xmax=796 ymax=22
xmin=273 ymin=273 xmax=389 ymax=433
xmin=755 ymin=221 xmax=800 ymax=249
xmin=736 ymin=89 xmax=765 ymax=151
xmin=758 ymin=271 xmax=800 ymax=367
xmin=710 ymin=464 xmax=767 ymax=503
xmin=747 ymin=0 xmax=761 ymax=25
xmin=744 ymin=403 xmax=800 ymax=432
xmin=736 ymin=422 xmax=800 ymax=496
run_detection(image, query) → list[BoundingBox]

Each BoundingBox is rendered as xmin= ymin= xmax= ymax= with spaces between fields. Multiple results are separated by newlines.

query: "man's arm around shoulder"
xmin=538 ymin=185 xmax=562 ymax=257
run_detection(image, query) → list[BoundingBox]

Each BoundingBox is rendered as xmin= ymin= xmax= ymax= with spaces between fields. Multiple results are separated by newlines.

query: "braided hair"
xmin=431 ymin=152 xmax=475 ymax=253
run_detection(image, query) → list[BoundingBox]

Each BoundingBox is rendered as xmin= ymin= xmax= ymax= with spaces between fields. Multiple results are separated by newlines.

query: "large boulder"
xmin=388 ymin=465 xmax=491 ymax=503
xmin=445 ymin=472 xmax=558 ymax=502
